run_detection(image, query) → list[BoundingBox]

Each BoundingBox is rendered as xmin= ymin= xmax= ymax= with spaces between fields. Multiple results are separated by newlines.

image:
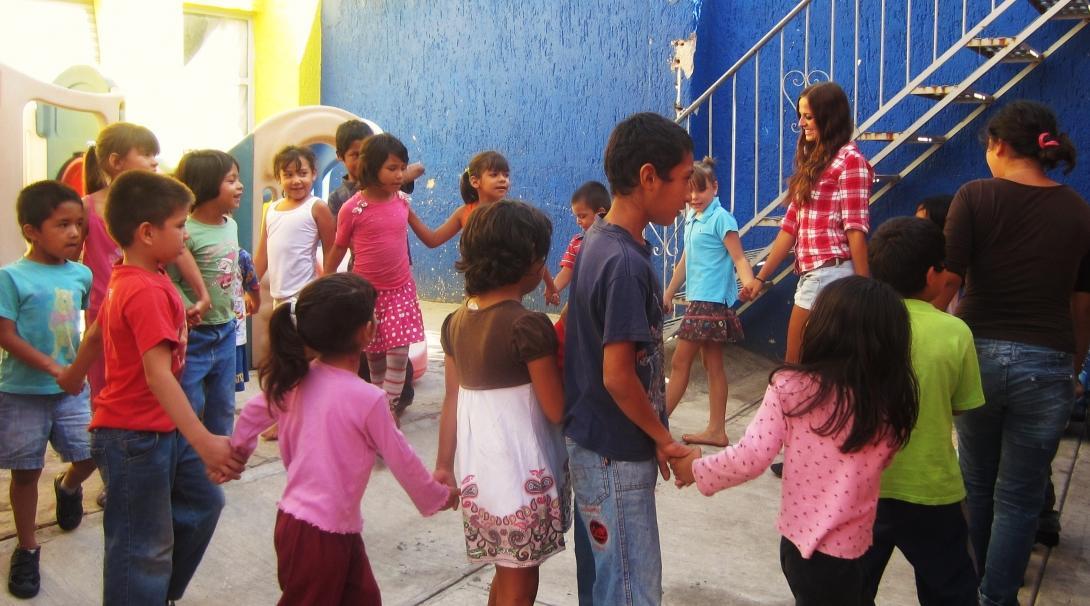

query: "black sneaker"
xmin=1036 ymin=509 xmax=1061 ymax=547
xmin=54 ymin=472 xmax=84 ymax=531
xmin=770 ymin=462 xmax=784 ymax=478
xmin=8 ymin=547 xmax=40 ymax=599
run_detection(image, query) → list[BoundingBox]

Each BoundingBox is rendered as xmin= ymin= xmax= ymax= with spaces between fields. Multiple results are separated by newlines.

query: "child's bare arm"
xmin=174 ymin=248 xmax=211 ymax=325
xmin=324 ymin=244 xmax=349 ymax=275
xmin=542 ymin=267 xmax=560 ymax=306
xmin=409 ymin=208 xmax=463 ymax=248
xmin=663 ymin=251 xmax=687 ymax=310
xmin=846 ymin=229 xmax=869 ymax=277
xmin=56 ymin=320 xmax=102 ymax=395
xmin=435 ymin=354 xmax=460 ymax=474
xmin=143 ymin=343 xmax=243 ymax=480
xmin=254 ymin=206 xmax=270 ymax=280
xmin=671 ymin=445 xmax=702 ymax=488
xmin=724 ymin=232 xmax=755 ymax=290
xmin=0 ymin=318 xmax=63 ymax=378
xmin=244 ymin=289 xmax=261 ymax=316
xmin=553 ymin=267 xmax=572 ymax=292
xmin=527 ymin=355 xmax=564 ymax=424
xmin=313 ymin=201 xmax=337 ymax=267
xmin=602 ymin=341 xmax=691 ymax=479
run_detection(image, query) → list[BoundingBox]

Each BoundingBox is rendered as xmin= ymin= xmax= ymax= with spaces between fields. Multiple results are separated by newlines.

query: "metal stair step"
xmin=756 ymin=215 xmax=784 ymax=227
xmin=873 ymin=174 xmax=901 ymax=187
xmin=858 ymin=131 xmax=946 ymax=144
xmin=911 ymin=86 xmax=994 ymax=104
xmin=967 ymin=37 xmax=1042 ymax=62
xmin=1030 ymin=0 xmax=1090 ymax=20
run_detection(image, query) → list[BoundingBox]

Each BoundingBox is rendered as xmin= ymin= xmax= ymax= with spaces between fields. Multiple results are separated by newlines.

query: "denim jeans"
xmin=182 ymin=321 xmax=238 ymax=436
xmin=567 ymin=438 xmax=661 ymax=605
xmin=91 ymin=428 xmax=225 ymax=604
xmin=955 ymin=338 xmax=1074 ymax=606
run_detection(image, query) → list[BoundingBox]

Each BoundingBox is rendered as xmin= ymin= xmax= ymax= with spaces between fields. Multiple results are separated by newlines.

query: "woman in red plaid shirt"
xmin=743 ymin=81 xmax=874 ymax=364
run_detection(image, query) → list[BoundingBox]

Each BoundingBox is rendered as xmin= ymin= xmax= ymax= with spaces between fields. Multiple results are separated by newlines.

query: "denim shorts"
xmin=0 ymin=387 xmax=92 ymax=469
xmin=794 ymin=260 xmax=855 ymax=310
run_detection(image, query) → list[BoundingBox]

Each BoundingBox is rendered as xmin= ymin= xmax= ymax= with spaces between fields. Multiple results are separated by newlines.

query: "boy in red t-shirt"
xmin=59 ymin=171 xmax=242 ymax=604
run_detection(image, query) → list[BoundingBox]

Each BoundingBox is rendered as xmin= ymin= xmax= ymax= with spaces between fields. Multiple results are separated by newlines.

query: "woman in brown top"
xmin=436 ymin=200 xmax=568 ymax=605
xmin=941 ymin=100 xmax=1090 ymax=606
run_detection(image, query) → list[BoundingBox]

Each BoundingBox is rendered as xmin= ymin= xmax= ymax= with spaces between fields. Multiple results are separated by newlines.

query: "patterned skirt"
xmin=456 ymin=383 xmax=570 ymax=567
xmin=365 ymin=280 xmax=425 ymax=353
xmin=676 ymin=300 xmax=745 ymax=343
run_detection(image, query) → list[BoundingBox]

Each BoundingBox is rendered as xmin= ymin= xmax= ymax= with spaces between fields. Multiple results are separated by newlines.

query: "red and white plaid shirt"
xmin=780 ymin=142 xmax=873 ymax=274
xmin=560 ymin=233 xmax=584 ymax=269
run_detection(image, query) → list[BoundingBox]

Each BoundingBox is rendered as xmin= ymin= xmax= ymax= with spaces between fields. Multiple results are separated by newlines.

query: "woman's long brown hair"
xmin=786 ymin=82 xmax=854 ymax=206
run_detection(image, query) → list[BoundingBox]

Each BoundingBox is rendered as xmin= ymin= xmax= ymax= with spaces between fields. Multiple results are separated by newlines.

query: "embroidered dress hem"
xmin=676 ymin=301 xmax=744 ymax=343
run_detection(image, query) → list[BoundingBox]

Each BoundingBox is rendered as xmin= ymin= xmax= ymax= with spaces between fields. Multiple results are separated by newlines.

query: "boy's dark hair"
xmin=461 ymin=151 xmax=510 ymax=203
xmin=273 ymin=145 xmax=317 ymax=176
xmin=174 ymin=150 xmax=239 ymax=208
xmin=17 ymin=181 xmax=82 ymax=240
xmin=335 ymin=119 xmax=374 ymax=157
xmin=456 ymin=199 xmax=552 ymax=295
xmin=691 ymin=156 xmax=719 ymax=191
xmin=869 ymin=217 xmax=945 ymax=297
xmin=779 ymin=275 xmax=919 ymax=453
xmin=982 ymin=100 xmax=1076 ymax=174
xmin=915 ymin=195 xmax=953 ymax=230
xmin=261 ymin=273 xmax=376 ymax=408
xmin=571 ymin=181 xmax=611 ymax=212
xmin=355 ymin=133 xmax=409 ymax=189
xmin=604 ymin=112 xmax=693 ymax=196
xmin=84 ymin=122 xmax=160 ymax=194
xmin=105 ymin=171 xmax=193 ymax=247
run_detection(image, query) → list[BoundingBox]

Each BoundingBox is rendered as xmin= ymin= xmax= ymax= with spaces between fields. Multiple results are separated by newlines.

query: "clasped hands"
xmin=656 ymin=440 xmax=702 ymax=489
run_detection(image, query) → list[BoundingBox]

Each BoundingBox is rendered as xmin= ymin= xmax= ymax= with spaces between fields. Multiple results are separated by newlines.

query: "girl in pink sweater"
xmin=674 ymin=276 xmax=918 ymax=605
xmin=228 ymin=273 xmax=458 ymax=605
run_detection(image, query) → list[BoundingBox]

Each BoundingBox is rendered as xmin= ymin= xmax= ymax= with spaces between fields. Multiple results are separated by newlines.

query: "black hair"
xmin=355 ymin=133 xmax=409 ymax=190
xmin=456 ymin=199 xmax=552 ymax=295
xmin=869 ymin=217 xmax=945 ymax=297
xmin=83 ymin=122 xmax=160 ymax=194
xmin=915 ymin=194 xmax=953 ymax=230
xmin=982 ymin=100 xmax=1076 ymax=174
xmin=604 ymin=112 xmax=694 ymax=197
xmin=460 ymin=151 xmax=510 ymax=203
xmin=335 ymin=119 xmax=374 ymax=157
xmin=174 ymin=150 xmax=239 ymax=208
xmin=260 ymin=273 xmax=377 ymax=408
xmin=104 ymin=171 xmax=193 ymax=247
xmin=787 ymin=81 xmax=854 ymax=206
xmin=778 ymin=275 xmax=919 ymax=453
xmin=273 ymin=145 xmax=317 ymax=176
xmin=691 ymin=156 xmax=719 ymax=191
xmin=17 ymin=180 xmax=82 ymax=240
xmin=570 ymin=181 xmax=611 ymax=213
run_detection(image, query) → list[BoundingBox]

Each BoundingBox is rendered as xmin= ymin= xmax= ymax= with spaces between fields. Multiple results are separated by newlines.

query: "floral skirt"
xmin=676 ymin=300 xmax=744 ymax=343
xmin=365 ymin=280 xmax=425 ymax=353
xmin=455 ymin=383 xmax=570 ymax=567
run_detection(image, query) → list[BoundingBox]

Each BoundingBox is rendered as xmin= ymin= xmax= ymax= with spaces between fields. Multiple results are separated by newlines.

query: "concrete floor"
xmin=1 ymin=300 xmax=1086 ymax=605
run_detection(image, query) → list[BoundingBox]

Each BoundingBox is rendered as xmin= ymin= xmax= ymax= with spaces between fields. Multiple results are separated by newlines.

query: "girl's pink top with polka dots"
xmin=692 ymin=370 xmax=896 ymax=559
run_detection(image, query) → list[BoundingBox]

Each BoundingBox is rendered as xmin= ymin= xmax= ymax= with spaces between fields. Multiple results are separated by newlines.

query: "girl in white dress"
xmin=436 ymin=200 xmax=569 ymax=605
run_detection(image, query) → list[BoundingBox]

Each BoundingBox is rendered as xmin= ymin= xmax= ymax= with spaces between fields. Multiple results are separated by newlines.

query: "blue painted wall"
xmin=321 ymin=0 xmax=698 ymax=303
xmin=321 ymin=0 xmax=1089 ymax=358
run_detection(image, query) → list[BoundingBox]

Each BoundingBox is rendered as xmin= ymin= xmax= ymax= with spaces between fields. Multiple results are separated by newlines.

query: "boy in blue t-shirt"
xmin=0 ymin=181 xmax=96 ymax=599
xmin=564 ymin=112 xmax=696 ymax=604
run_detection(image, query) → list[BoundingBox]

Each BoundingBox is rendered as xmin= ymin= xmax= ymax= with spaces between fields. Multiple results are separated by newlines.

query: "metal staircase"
xmin=659 ymin=0 xmax=1089 ymax=322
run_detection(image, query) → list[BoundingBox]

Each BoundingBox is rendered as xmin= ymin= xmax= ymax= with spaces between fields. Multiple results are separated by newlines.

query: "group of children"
xmin=1 ymin=78 xmax=1085 ymax=606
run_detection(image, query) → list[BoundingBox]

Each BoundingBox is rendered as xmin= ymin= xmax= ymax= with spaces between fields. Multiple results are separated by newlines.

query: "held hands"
xmin=662 ymin=290 xmax=676 ymax=314
xmin=433 ymin=468 xmax=460 ymax=511
xmin=655 ymin=439 xmax=695 ymax=481
xmin=740 ymin=278 xmax=770 ymax=303
xmin=186 ymin=297 xmax=211 ymax=327
xmin=196 ymin=435 xmax=245 ymax=484
xmin=671 ymin=445 xmax=701 ymax=488
xmin=544 ymin=282 xmax=561 ymax=306
xmin=55 ymin=365 xmax=86 ymax=396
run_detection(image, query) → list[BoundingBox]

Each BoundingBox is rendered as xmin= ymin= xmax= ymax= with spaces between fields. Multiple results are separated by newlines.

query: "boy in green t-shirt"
xmin=863 ymin=216 xmax=983 ymax=605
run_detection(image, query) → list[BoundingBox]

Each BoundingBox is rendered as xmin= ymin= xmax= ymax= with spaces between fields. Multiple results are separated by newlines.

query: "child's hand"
xmin=671 ymin=445 xmax=701 ymax=488
xmin=655 ymin=439 xmax=693 ymax=480
xmin=186 ymin=297 xmax=211 ymax=326
xmin=441 ymin=485 xmax=461 ymax=511
xmin=55 ymin=365 xmax=85 ymax=396
xmin=405 ymin=162 xmax=426 ymax=182
xmin=196 ymin=435 xmax=244 ymax=481
xmin=662 ymin=290 xmax=675 ymax=313
xmin=206 ymin=469 xmax=234 ymax=485
xmin=544 ymin=283 xmax=560 ymax=306
xmin=244 ymin=291 xmax=259 ymax=316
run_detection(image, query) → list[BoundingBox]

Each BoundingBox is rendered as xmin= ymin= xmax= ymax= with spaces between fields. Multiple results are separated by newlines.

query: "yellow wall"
xmin=253 ymin=0 xmax=322 ymax=122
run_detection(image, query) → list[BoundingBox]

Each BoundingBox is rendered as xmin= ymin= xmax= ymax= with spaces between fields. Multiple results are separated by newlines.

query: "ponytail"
xmin=83 ymin=144 xmax=106 ymax=194
xmin=984 ymin=100 xmax=1077 ymax=174
xmin=1039 ymin=132 xmax=1077 ymax=175
xmin=259 ymin=302 xmax=310 ymax=410
xmin=460 ymin=150 xmax=510 ymax=204
xmin=459 ymin=169 xmax=478 ymax=203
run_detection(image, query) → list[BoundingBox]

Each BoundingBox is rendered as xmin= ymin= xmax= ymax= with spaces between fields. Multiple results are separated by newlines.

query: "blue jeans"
xmin=182 ymin=322 xmax=237 ymax=436
xmin=91 ymin=428 xmax=225 ymax=604
xmin=955 ymin=338 xmax=1074 ymax=606
xmin=567 ymin=438 xmax=661 ymax=605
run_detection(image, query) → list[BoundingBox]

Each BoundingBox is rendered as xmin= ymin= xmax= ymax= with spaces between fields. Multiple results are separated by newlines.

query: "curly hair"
xmin=456 ymin=200 xmax=552 ymax=295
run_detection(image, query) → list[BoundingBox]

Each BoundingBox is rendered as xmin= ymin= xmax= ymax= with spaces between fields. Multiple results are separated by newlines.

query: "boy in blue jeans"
xmin=60 ymin=171 xmax=242 ymax=604
xmin=863 ymin=216 xmax=984 ymax=605
xmin=0 ymin=181 xmax=97 ymax=599
xmin=563 ymin=112 xmax=695 ymax=605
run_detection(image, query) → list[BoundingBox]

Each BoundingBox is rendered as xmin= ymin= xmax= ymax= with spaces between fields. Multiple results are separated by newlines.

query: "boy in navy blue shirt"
xmin=564 ymin=112 xmax=695 ymax=605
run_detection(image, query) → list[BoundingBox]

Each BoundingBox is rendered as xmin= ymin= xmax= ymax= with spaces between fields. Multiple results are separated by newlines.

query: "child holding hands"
xmin=229 ymin=273 xmax=457 ymax=605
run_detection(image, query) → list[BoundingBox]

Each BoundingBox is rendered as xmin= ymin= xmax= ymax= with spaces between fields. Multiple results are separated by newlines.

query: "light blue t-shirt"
xmin=0 ymin=258 xmax=91 ymax=394
xmin=683 ymin=196 xmax=740 ymax=305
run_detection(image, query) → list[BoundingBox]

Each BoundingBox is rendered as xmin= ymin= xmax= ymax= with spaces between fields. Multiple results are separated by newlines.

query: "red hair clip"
xmin=1038 ymin=132 xmax=1060 ymax=149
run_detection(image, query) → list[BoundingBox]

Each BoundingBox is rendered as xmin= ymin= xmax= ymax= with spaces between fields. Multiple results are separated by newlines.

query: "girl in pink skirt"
xmin=325 ymin=133 xmax=425 ymax=423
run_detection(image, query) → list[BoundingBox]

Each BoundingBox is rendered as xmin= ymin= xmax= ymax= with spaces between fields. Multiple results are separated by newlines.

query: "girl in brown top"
xmin=436 ymin=200 xmax=568 ymax=604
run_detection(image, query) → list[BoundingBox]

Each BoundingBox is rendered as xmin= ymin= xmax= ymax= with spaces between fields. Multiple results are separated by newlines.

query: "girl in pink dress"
xmin=325 ymin=133 xmax=425 ymax=421
xmin=674 ymin=276 xmax=919 ymax=605
xmin=228 ymin=273 xmax=457 ymax=605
